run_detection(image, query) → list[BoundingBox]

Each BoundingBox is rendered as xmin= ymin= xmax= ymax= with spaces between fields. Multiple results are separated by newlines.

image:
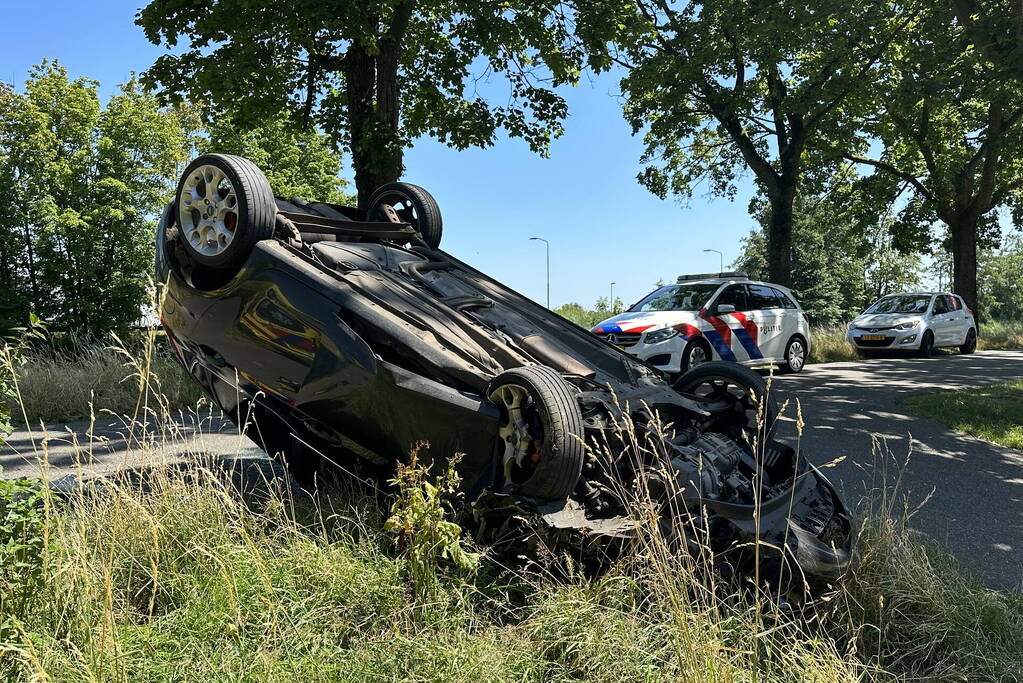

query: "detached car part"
xmin=157 ymin=154 xmax=853 ymax=592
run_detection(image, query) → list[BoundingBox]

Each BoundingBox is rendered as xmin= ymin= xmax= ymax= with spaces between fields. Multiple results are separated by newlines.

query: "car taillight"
xmin=801 ymin=312 xmax=810 ymax=324
xmin=968 ymin=308 xmax=974 ymax=317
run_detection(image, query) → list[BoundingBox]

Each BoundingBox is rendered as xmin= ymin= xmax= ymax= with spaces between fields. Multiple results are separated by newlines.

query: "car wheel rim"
xmin=788 ymin=341 xmax=805 ymax=371
xmin=489 ymin=384 xmax=540 ymax=484
xmin=375 ymin=194 xmax=419 ymax=229
xmin=689 ymin=345 xmax=708 ymax=368
xmin=179 ymin=164 xmax=239 ymax=257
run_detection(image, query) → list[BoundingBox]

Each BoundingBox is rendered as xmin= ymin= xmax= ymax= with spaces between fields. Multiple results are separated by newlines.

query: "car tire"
xmin=781 ymin=335 xmax=807 ymax=373
xmin=366 ymin=182 xmax=443 ymax=249
xmin=917 ymin=330 xmax=935 ymax=358
xmin=487 ymin=365 xmax=584 ymax=500
xmin=681 ymin=339 xmax=711 ymax=373
xmin=174 ymin=154 xmax=277 ymax=272
xmin=960 ymin=328 xmax=977 ymax=355
xmin=673 ymin=361 xmax=780 ymax=442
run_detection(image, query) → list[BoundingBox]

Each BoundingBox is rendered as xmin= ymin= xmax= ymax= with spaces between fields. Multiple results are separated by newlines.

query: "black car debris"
xmin=156 ymin=154 xmax=852 ymax=592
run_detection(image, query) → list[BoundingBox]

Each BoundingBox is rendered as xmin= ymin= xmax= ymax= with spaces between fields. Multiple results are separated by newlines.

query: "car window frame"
xmin=931 ymin=295 xmax=950 ymax=315
xmin=771 ymin=287 xmax=798 ymax=309
xmin=713 ymin=283 xmax=749 ymax=312
xmin=747 ymin=283 xmax=783 ymax=310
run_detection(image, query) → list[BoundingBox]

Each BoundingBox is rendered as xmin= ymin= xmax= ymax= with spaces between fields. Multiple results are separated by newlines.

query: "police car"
xmin=591 ymin=273 xmax=812 ymax=375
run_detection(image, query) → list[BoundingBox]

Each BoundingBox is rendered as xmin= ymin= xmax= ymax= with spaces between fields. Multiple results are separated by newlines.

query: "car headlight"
xmin=644 ymin=327 xmax=679 ymax=344
xmin=894 ymin=321 xmax=919 ymax=331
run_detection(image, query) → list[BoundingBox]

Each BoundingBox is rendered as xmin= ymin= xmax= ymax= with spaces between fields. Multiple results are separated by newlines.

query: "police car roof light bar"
xmin=676 ymin=271 xmax=749 ymax=282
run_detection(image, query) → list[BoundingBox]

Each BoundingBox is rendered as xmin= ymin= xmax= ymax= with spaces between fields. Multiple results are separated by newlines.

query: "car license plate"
xmin=861 ymin=334 xmax=885 ymax=341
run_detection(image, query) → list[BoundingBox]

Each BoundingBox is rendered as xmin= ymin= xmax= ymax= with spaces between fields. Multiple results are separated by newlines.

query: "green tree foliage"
xmin=843 ymin=1 xmax=1023 ymax=319
xmin=202 ymin=112 xmax=353 ymax=205
xmin=0 ymin=62 xmax=354 ymax=337
xmin=573 ymin=0 xmax=912 ymax=287
xmin=978 ymin=232 xmax=1023 ymax=321
xmin=136 ymin=0 xmax=581 ymax=206
xmin=734 ymin=190 xmax=923 ymax=326
xmin=555 ymin=296 xmax=624 ymax=328
xmin=0 ymin=62 xmax=186 ymax=334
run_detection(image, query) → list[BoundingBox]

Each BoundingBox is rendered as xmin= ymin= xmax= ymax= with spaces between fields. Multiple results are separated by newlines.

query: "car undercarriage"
xmin=157 ymin=154 xmax=853 ymax=594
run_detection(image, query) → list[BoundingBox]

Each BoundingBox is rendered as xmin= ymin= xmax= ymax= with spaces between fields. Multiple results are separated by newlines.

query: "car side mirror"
xmin=715 ymin=303 xmax=736 ymax=314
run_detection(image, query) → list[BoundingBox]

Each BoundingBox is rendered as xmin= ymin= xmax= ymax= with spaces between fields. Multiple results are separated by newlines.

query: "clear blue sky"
xmin=0 ymin=1 xmax=760 ymax=309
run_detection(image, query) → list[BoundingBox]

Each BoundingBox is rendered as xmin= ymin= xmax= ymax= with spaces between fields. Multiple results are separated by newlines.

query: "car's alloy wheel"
xmin=174 ymin=154 xmax=277 ymax=271
xmin=180 ymin=164 xmax=240 ymax=257
xmin=682 ymin=340 xmax=709 ymax=372
xmin=960 ymin=328 xmax=977 ymax=355
xmin=487 ymin=365 xmax=584 ymax=500
xmin=673 ymin=361 xmax=779 ymax=443
xmin=783 ymin=337 xmax=806 ymax=373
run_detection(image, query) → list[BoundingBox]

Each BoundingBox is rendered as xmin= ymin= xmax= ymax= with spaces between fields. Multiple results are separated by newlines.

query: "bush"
xmin=0 ymin=474 xmax=47 ymax=651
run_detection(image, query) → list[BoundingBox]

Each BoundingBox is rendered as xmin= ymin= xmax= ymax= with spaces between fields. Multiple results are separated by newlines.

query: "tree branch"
xmin=844 ymin=153 xmax=937 ymax=203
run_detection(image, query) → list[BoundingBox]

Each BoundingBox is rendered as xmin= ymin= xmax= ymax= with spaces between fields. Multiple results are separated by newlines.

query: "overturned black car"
xmin=156 ymin=154 xmax=852 ymax=591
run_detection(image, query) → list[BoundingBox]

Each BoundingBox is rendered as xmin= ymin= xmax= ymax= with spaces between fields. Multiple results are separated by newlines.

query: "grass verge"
xmin=2 ymin=331 xmax=1022 ymax=680
xmin=900 ymin=379 xmax=1023 ymax=450
xmin=0 ymin=445 xmax=1021 ymax=681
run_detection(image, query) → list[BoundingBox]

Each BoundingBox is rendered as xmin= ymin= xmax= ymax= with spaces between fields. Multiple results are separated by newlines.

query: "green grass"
xmin=3 ymin=332 xmax=1023 ymax=680
xmin=901 ymin=379 xmax=1023 ymax=450
xmin=1 ymin=448 xmax=1021 ymax=681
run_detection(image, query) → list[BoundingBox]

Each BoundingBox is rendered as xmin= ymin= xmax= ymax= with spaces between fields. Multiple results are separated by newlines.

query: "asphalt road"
xmin=3 ymin=349 xmax=1022 ymax=588
xmin=770 ymin=349 xmax=1023 ymax=589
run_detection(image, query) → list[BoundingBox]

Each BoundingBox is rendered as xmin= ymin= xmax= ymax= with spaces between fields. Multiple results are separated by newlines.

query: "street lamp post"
xmin=703 ymin=248 xmax=723 ymax=272
xmin=529 ymin=237 xmax=550 ymax=308
xmin=610 ymin=281 xmax=616 ymax=312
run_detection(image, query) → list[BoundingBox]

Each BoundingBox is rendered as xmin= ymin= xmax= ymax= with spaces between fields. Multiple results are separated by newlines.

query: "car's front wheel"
xmin=918 ymin=330 xmax=935 ymax=358
xmin=487 ymin=365 xmax=585 ymax=500
xmin=681 ymin=339 xmax=711 ymax=373
xmin=960 ymin=328 xmax=977 ymax=355
xmin=781 ymin=335 xmax=807 ymax=373
xmin=174 ymin=154 xmax=277 ymax=272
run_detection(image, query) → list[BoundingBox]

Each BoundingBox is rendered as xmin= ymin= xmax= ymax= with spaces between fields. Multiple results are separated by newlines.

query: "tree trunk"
xmin=948 ymin=213 xmax=980 ymax=324
xmin=765 ymin=180 xmax=796 ymax=286
xmin=342 ymin=1 xmax=411 ymax=211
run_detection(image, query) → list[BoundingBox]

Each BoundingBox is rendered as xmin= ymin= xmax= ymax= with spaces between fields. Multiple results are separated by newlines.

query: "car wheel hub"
xmin=180 ymin=164 xmax=240 ymax=257
xmin=788 ymin=341 xmax=805 ymax=370
xmin=489 ymin=384 xmax=539 ymax=482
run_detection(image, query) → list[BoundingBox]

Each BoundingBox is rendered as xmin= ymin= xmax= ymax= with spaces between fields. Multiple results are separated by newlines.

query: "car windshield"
xmin=865 ymin=294 xmax=932 ymax=314
xmin=629 ymin=283 xmax=720 ymax=312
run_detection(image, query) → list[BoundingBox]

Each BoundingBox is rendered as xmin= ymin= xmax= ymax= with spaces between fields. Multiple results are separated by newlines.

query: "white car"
xmin=846 ymin=292 xmax=977 ymax=356
xmin=591 ymin=273 xmax=813 ymax=375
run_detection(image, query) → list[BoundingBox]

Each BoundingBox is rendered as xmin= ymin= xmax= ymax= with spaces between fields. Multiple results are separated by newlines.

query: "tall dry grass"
xmin=1 ymin=326 xmax=1021 ymax=680
xmin=10 ymin=333 xmax=202 ymax=426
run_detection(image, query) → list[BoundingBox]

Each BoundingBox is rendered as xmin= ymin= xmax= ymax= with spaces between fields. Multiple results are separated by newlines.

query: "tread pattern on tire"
xmin=488 ymin=364 xmax=584 ymax=500
xmin=175 ymin=153 xmax=276 ymax=271
xmin=367 ymin=181 xmax=443 ymax=249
